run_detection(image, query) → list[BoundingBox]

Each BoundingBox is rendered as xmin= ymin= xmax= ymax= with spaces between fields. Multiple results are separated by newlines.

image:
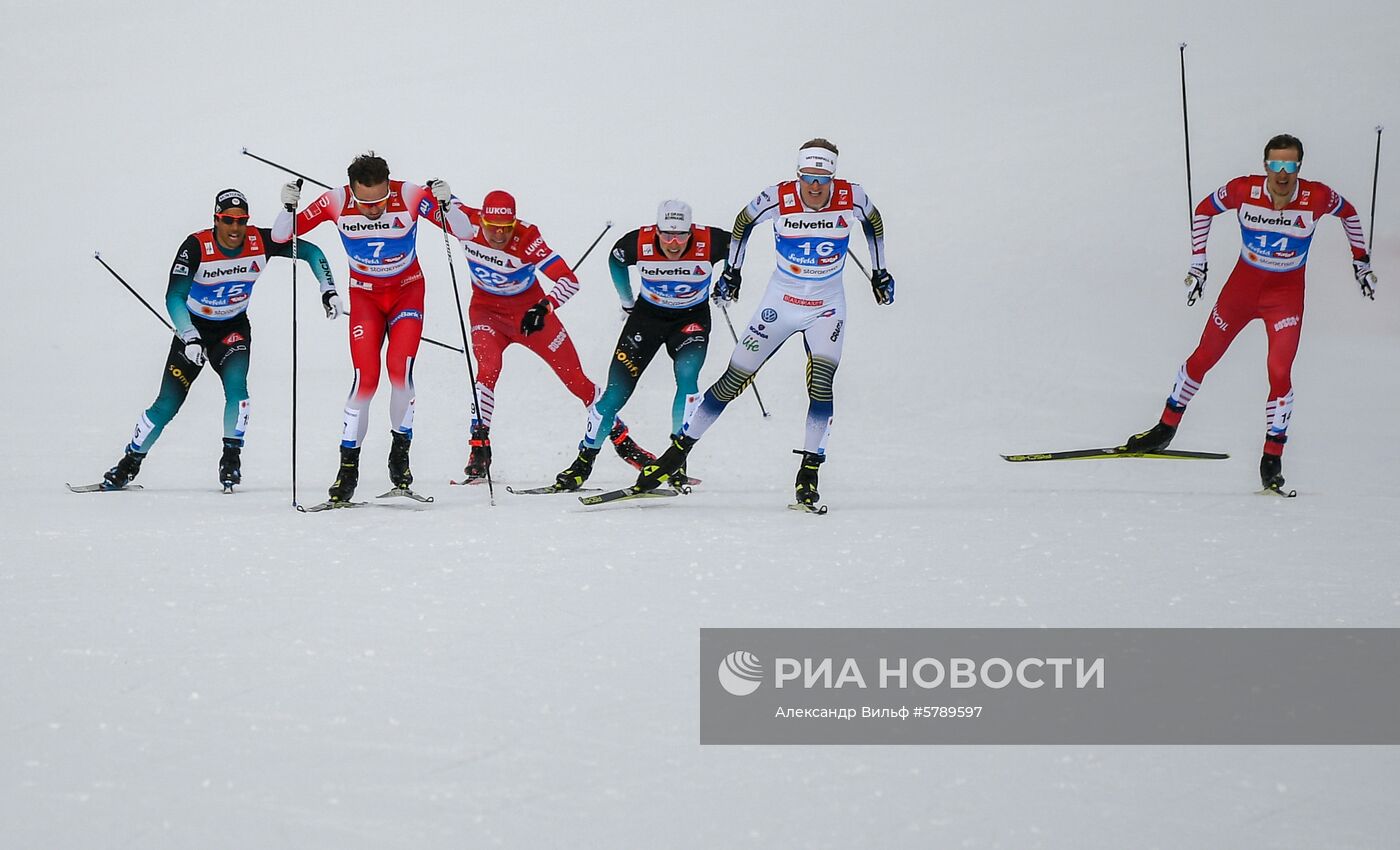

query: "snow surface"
xmin=3 ymin=1 xmax=1399 ymax=847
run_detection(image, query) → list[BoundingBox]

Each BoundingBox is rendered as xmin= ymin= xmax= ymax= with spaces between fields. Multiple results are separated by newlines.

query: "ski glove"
xmin=322 ymin=290 xmax=345 ymax=320
xmin=281 ymin=180 xmax=302 ymax=212
xmin=1353 ymin=256 xmax=1378 ymax=300
xmin=521 ymin=298 xmax=552 ymax=335
xmin=871 ymin=268 xmax=895 ymax=305
xmin=713 ymin=267 xmax=741 ymax=302
xmin=427 ymin=178 xmax=452 ymax=207
xmin=1184 ymin=260 xmax=1208 ymax=305
xmin=181 ymin=335 xmax=206 ymax=367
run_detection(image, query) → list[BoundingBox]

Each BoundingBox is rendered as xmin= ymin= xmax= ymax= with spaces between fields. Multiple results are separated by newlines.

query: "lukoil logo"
xmin=718 ymin=651 xmax=764 ymax=696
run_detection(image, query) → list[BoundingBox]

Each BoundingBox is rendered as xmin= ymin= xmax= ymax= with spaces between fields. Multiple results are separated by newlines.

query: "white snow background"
xmin=2 ymin=1 xmax=1398 ymax=847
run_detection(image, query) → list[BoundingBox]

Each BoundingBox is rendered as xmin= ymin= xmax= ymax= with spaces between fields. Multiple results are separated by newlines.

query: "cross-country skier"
xmin=274 ymin=153 xmax=454 ymax=504
xmin=439 ymin=190 xmax=654 ymax=482
xmin=95 ymin=189 xmax=338 ymax=492
xmin=631 ymin=138 xmax=894 ymax=508
xmin=1124 ymin=133 xmax=1378 ymax=492
xmin=552 ymin=200 xmax=730 ymax=491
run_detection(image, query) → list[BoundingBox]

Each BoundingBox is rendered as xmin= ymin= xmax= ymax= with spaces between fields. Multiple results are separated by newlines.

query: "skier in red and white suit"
xmin=274 ymin=153 xmax=457 ymax=502
xmin=1125 ymin=133 xmax=1378 ymax=491
xmin=441 ymin=191 xmax=653 ymax=481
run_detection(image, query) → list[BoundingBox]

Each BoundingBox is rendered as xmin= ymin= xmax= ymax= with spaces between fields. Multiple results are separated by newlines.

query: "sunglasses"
xmin=798 ymin=172 xmax=834 ymax=186
xmin=658 ymin=230 xmax=689 ymax=242
xmin=1265 ymin=160 xmax=1301 ymax=174
xmin=216 ymin=215 xmax=249 ymax=225
xmin=353 ymin=188 xmax=392 ymax=206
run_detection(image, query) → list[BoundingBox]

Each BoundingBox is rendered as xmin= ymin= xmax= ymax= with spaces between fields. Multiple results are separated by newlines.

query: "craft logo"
xmin=718 ymin=651 xmax=764 ymax=696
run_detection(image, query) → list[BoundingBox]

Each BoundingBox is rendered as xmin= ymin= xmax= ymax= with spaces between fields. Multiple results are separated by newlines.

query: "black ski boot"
xmin=102 ymin=446 xmax=146 ymax=491
xmin=1260 ymin=433 xmax=1288 ymax=491
xmin=1124 ymin=421 xmax=1176 ymax=453
xmin=218 ymin=438 xmax=242 ymax=490
xmin=609 ymin=420 xmax=656 ymax=471
xmin=635 ymin=434 xmax=696 ymax=492
xmin=555 ymin=445 xmax=600 ymax=491
xmin=1260 ymin=452 xmax=1285 ymax=490
xmin=388 ymin=430 xmax=413 ymax=490
xmin=463 ymin=424 xmax=491 ymax=481
xmin=794 ymin=450 xmax=826 ymax=506
xmin=328 ymin=446 xmax=361 ymax=502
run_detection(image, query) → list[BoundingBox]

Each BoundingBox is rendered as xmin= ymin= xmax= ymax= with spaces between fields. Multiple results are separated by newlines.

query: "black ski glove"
xmin=521 ymin=299 xmax=552 ymax=335
xmin=871 ymin=268 xmax=895 ymax=305
xmin=713 ymin=267 xmax=741 ymax=302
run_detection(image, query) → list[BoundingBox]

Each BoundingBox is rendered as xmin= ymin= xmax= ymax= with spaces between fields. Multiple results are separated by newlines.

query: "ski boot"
xmin=328 ymin=446 xmax=361 ymax=502
xmin=634 ymin=434 xmax=696 ymax=492
xmin=1260 ymin=452 xmax=1285 ymax=490
xmin=463 ymin=424 xmax=491 ymax=482
xmin=218 ymin=438 xmax=242 ymax=491
xmin=102 ymin=446 xmax=146 ymax=491
xmin=1124 ymin=421 xmax=1176 ymax=453
xmin=554 ymin=445 xmax=600 ymax=491
xmin=1260 ymin=434 xmax=1288 ymax=491
xmin=609 ymin=420 xmax=656 ymax=471
xmin=794 ymin=450 xmax=826 ymax=507
xmin=388 ymin=430 xmax=413 ymax=490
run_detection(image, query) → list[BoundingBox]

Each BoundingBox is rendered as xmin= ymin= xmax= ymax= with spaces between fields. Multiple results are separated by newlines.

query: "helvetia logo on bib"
xmin=718 ymin=651 xmax=764 ymax=696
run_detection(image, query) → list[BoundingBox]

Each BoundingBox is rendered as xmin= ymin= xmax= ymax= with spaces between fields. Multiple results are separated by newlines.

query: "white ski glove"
xmin=1353 ymin=256 xmax=1378 ymax=300
xmin=180 ymin=333 xmax=206 ymax=366
xmin=281 ymin=180 xmax=302 ymax=212
xmin=427 ymin=178 xmax=452 ymax=206
xmin=1184 ymin=260 xmax=1207 ymax=305
xmin=322 ymin=290 xmax=345 ymax=320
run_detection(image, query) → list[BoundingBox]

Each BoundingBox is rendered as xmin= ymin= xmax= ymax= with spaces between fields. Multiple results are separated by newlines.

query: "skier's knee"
xmin=806 ymin=356 xmax=838 ymax=402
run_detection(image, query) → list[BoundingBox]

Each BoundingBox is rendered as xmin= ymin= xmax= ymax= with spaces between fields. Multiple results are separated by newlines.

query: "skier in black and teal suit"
xmin=94 ymin=189 xmax=339 ymax=492
xmin=553 ymin=200 xmax=730 ymax=490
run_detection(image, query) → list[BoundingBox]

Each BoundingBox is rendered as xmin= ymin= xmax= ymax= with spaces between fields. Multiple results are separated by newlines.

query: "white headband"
xmin=796 ymin=146 xmax=838 ymax=174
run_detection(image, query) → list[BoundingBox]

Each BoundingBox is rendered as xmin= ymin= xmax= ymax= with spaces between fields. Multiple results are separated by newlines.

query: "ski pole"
xmin=571 ymin=221 xmax=613 ymax=269
xmin=242 ymin=148 xmax=465 ymax=354
xmin=1369 ymin=125 xmax=1383 ymax=254
xmin=717 ymin=300 xmax=771 ymax=418
xmin=1179 ymin=43 xmax=1206 ymax=306
xmin=1360 ymin=125 xmax=1383 ymax=300
xmin=848 ymin=251 xmax=873 ymax=282
xmin=1179 ymin=43 xmax=1194 ymax=229
xmin=241 ymin=148 xmax=333 ymax=191
xmin=92 ymin=252 xmax=175 ymax=332
xmin=436 ymin=198 xmax=495 ymax=506
xmin=289 ymin=180 xmax=302 ymax=509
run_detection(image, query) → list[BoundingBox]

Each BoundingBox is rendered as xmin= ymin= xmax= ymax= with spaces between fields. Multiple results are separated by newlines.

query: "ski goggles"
xmin=352 ymin=187 xmax=393 ymax=206
xmin=215 ymin=214 xmax=249 ymax=225
xmin=797 ymin=172 xmax=834 ymax=186
xmin=1265 ymin=160 xmax=1301 ymax=174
